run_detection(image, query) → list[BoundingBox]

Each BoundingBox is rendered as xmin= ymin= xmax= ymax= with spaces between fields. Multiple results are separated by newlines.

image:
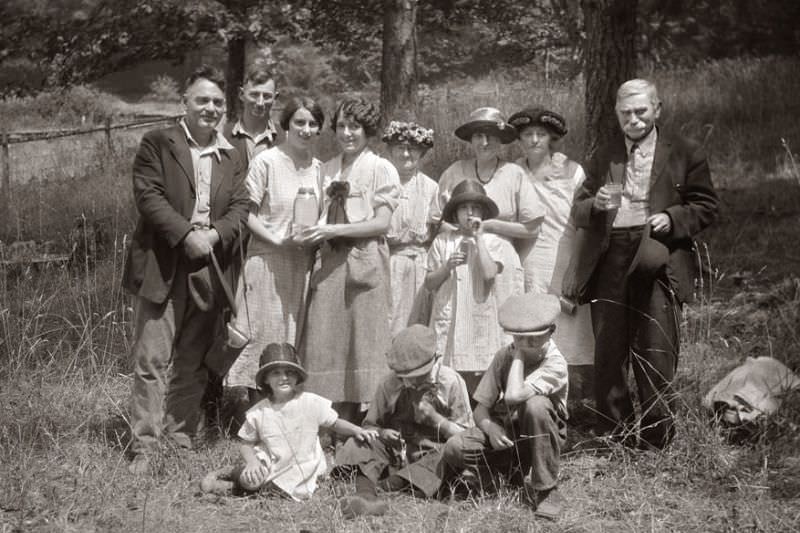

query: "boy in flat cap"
xmin=335 ymin=325 xmax=474 ymax=518
xmin=442 ymin=293 xmax=568 ymax=519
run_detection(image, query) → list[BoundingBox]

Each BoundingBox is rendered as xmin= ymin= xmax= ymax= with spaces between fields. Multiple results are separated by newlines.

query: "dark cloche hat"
xmin=454 ymin=107 xmax=517 ymax=145
xmin=498 ymin=293 xmax=561 ymax=336
xmin=441 ymin=179 xmax=500 ymax=224
xmin=254 ymin=343 xmax=307 ymax=390
xmin=508 ymin=107 xmax=568 ymax=139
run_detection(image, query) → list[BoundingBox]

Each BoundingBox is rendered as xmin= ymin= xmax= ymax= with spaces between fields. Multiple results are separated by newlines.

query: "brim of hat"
xmin=255 ymin=361 xmax=308 ymax=389
xmin=455 ymin=121 xmax=517 ymax=144
xmin=441 ymin=190 xmax=500 ymax=224
xmin=503 ymin=327 xmax=553 ymax=337
xmin=392 ymin=355 xmax=437 ymax=378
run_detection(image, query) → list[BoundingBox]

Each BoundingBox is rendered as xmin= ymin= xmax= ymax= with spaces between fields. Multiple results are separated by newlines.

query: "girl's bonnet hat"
xmin=254 ymin=343 xmax=307 ymax=390
xmin=441 ymin=179 xmax=499 ymax=224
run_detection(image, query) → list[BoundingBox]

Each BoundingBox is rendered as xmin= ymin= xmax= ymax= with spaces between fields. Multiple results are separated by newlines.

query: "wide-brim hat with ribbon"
xmin=498 ymin=293 xmax=561 ymax=336
xmin=254 ymin=343 xmax=308 ymax=390
xmin=454 ymin=107 xmax=517 ymax=144
xmin=441 ymin=179 xmax=499 ymax=224
xmin=387 ymin=325 xmax=440 ymax=378
xmin=508 ymin=107 xmax=568 ymax=139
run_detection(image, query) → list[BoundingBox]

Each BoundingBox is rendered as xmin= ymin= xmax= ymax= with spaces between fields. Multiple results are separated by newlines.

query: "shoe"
xmin=533 ymin=487 xmax=564 ymax=520
xmin=338 ymin=495 xmax=388 ymax=519
xmin=128 ymin=454 xmax=150 ymax=475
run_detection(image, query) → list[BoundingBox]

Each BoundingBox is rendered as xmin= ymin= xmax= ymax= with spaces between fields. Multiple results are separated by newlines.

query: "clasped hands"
xmin=183 ymin=227 xmax=219 ymax=261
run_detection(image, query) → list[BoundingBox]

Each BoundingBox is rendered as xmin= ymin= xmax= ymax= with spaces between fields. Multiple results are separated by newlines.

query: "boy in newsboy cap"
xmin=442 ymin=293 xmax=568 ymax=519
xmin=335 ymin=325 xmax=474 ymax=518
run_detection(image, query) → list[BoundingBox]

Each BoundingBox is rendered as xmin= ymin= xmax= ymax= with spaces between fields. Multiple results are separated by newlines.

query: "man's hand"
xmin=647 ymin=212 xmax=672 ymax=235
xmin=482 ymin=419 xmax=513 ymax=450
xmin=592 ymin=185 xmax=615 ymax=211
xmin=183 ymin=229 xmax=213 ymax=260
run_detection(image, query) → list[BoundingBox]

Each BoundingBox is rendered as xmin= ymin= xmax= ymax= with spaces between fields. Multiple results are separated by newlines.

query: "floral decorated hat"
xmin=381 ymin=120 xmax=435 ymax=149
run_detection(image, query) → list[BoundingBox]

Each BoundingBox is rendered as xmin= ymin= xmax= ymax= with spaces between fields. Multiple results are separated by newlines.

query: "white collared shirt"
xmin=231 ymin=119 xmax=277 ymax=161
xmin=180 ymin=119 xmax=234 ymax=227
xmin=613 ymin=128 xmax=657 ymax=228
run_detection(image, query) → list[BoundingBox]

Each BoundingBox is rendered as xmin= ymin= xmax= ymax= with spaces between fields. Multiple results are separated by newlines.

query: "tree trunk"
xmin=225 ymin=36 xmax=246 ymax=121
xmin=581 ymin=0 xmax=637 ymax=158
xmin=380 ymin=0 xmax=419 ymax=123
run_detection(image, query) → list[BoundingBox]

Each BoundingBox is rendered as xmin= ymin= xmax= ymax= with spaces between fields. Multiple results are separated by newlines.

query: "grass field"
xmin=1 ymin=56 xmax=800 ymax=532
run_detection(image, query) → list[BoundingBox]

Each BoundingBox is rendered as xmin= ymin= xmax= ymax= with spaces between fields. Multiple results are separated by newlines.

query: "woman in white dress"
xmin=508 ymin=107 xmax=594 ymax=375
xmin=225 ymin=97 xmax=325 ymax=400
xmin=382 ymin=121 xmax=438 ymax=337
xmin=298 ymin=97 xmax=400 ymax=423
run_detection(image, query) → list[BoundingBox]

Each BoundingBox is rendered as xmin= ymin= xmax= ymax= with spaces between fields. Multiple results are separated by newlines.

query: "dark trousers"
xmin=590 ymin=228 xmax=680 ymax=448
xmin=335 ymin=437 xmax=444 ymax=498
xmin=130 ymin=263 xmax=220 ymax=454
xmin=442 ymin=396 xmax=567 ymax=492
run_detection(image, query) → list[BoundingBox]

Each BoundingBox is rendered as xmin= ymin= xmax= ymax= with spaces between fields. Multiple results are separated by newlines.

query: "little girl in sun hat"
xmin=202 ymin=343 xmax=378 ymax=499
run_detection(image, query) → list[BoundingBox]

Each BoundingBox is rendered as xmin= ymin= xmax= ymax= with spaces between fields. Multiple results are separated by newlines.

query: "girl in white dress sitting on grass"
xmin=202 ymin=343 xmax=378 ymax=500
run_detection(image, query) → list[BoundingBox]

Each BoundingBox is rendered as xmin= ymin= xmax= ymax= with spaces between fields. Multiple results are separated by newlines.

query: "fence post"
xmin=1 ymin=131 xmax=9 ymax=238
xmin=105 ymin=117 xmax=113 ymax=152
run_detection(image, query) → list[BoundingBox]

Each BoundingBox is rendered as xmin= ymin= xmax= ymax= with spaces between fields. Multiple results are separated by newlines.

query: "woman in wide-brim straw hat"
xmin=508 ymin=106 xmax=594 ymax=377
xmin=381 ymin=121 xmax=439 ymax=337
xmin=429 ymin=107 xmax=544 ymax=312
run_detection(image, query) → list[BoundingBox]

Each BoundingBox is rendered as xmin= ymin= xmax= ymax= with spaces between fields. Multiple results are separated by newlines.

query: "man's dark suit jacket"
xmin=123 ymin=125 xmax=250 ymax=304
xmin=570 ymin=129 xmax=719 ymax=304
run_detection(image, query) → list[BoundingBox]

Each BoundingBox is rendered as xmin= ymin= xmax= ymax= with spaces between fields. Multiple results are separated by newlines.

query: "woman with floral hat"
xmin=429 ymin=107 xmax=544 ymax=313
xmin=382 ymin=121 xmax=438 ymax=337
xmin=507 ymin=107 xmax=594 ymax=371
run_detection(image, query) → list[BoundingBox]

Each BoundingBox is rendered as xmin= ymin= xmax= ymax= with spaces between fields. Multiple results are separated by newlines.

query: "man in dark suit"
xmin=123 ymin=65 xmax=249 ymax=473
xmin=570 ymin=79 xmax=718 ymax=449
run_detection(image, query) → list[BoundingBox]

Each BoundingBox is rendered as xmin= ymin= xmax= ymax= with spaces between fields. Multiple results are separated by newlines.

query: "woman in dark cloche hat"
xmin=507 ymin=106 xmax=594 ymax=383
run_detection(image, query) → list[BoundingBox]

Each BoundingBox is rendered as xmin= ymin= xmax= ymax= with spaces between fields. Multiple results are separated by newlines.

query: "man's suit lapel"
xmin=166 ymin=127 xmax=196 ymax=194
xmin=650 ymin=130 xmax=672 ymax=189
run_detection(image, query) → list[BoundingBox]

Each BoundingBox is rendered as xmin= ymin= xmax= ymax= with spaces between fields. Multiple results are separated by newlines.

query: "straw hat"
xmin=454 ymin=107 xmax=517 ymax=144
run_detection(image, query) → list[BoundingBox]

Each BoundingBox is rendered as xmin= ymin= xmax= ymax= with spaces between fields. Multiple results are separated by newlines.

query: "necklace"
xmin=474 ymin=157 xmax=500 ymax=185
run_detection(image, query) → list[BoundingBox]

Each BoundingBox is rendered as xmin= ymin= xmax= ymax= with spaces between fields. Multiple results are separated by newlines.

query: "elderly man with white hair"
xmin=566 ymin=79 xmax=719 ymax=449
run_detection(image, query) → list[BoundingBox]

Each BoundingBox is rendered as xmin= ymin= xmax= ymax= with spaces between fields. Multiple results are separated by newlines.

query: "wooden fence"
xmin=0 ymin=114 xmax=182 ymax=235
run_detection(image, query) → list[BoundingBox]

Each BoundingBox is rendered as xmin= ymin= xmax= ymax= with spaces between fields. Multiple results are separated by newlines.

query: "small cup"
xmin=605 ymin=183 xmax=623 ymax=209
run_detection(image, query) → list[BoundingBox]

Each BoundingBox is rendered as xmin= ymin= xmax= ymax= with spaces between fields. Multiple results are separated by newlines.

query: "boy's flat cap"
xmin=498 ymin=293 xmax=560 ymax=336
